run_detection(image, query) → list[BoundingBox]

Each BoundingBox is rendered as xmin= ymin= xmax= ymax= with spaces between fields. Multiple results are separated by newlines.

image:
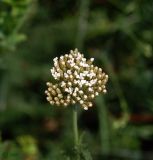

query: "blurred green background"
xmin=0 ymin=0 xmax=153 ymax=159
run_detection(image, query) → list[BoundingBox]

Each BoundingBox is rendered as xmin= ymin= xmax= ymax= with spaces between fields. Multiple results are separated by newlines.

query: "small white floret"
xmin=84 ymin=107 xmax=88 ymax=110
xmin=90 ymin=58 xmax=94 ymax=62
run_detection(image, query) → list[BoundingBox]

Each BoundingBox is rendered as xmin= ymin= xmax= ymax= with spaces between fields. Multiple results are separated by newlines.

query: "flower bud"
xmin=45 ymin=49 xmax=108 ymax=110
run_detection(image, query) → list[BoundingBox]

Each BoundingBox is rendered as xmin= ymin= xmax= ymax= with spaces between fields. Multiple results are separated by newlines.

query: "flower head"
xmin=45 ymin=49 xmax=108 ymax=110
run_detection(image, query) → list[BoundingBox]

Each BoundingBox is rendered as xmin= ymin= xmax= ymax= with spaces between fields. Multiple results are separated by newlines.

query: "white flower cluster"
xmin=45 ymin=49 xmax=108 ymax=110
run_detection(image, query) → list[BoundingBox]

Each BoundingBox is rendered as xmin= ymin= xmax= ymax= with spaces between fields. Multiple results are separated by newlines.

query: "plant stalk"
xmin=73 ymin=105 xmax=80 ymax=159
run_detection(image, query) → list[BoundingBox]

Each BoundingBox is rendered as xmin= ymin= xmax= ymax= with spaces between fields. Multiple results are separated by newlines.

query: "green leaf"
xmin=81 ymin=148 xmax=92 ymax=160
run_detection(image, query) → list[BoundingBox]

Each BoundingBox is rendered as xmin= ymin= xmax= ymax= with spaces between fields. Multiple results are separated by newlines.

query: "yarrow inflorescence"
xmin=45 ymin=49 xmax=108 ymax=110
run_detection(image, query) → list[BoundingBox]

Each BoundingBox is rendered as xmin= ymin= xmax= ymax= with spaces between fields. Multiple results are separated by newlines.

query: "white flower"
xmin=45 ymin=49 xmax=108 ymax=110
xmin=90 ymin=58 xmax=94 ymax=62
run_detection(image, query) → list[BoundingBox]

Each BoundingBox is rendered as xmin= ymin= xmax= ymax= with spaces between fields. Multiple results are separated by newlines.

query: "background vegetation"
xmin=0 ymin=0 xmax=153 ymax=159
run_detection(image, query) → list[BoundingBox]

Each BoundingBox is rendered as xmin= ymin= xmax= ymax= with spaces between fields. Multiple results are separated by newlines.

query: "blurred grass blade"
xmin=100 ymin=53 xmax=130 ymax=128
xmin=96 ymin=96 xmax=111 ymax=155
xmin=76 ymin=0 xmax=90 ymax=50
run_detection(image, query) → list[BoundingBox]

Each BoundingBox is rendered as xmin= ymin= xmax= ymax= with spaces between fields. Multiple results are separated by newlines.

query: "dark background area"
xmin=0 ymin=0 xmax=153 ymax=159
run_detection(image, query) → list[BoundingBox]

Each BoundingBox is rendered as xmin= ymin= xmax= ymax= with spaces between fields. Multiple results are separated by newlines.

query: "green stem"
xmin=96 ymin=96 xmax=110 ymax=155
xmin=73 ymin=105 xmax=80 ymax=159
